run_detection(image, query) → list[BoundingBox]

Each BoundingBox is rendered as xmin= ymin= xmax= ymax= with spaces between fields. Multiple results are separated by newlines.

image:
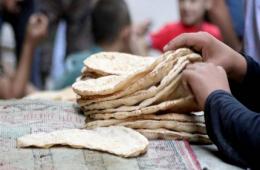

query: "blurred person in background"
xmin=0 ymin=0 xmax=34 ymax=62
xmin=0 ymin=14 xmax=48 ymax=99
xmin=208 ymin=0 xmax=260 ymax=63
xmin=243 ymin=0 xmax=260 ymax=64
xmin=207 ymin=0 xmax=244 ymax=52
xmin=54 ymin=0 xmax=134 ymax=89
xmin=34 ymin=0 xmax=94 ymax=89
xmin=148 ymin=0 xmax=222 ymax=53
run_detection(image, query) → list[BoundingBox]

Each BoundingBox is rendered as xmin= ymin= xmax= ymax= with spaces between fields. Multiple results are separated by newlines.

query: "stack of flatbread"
xmin=72 ymin=49 xmax=211 ymax=144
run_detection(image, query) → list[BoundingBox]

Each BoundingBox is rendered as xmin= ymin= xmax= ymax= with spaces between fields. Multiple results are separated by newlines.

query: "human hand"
xmin=130 ymin=20 xmax=152 ymax=55
xmin=182 ymin=63 xmax=231 ymax=109
xmin=26 ymin=14 xmax=48 ymax=45
xmin=1 ymin=0 xmax=21 ymax=14
xmin=133 ymin=19 xmax=152 ymax=36
xmin=164 ymin=32 xmax=247 ymax=82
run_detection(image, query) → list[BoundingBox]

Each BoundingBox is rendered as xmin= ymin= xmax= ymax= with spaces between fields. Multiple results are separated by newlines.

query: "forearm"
xmin=10 ymin=39 xmax=35 ymax=98
xmin=0 ymin=13 xmax=48 ymax=98
xmin=205 ymin=90 xmax=260 ymax=168
xmin=208 ymin=1 xmax=241 ymax=51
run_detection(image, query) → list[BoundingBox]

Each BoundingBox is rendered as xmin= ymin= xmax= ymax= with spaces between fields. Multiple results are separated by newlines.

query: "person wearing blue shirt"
xmin=54 ymin=0 xmax=134 ymax=89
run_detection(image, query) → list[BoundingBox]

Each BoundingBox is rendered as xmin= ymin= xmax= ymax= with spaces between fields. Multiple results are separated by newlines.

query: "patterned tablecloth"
xmin=0 ymin=99 xmax=202 ymax=170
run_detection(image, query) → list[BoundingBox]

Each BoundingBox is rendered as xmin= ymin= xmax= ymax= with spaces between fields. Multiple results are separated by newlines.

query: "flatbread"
xmin=25 ymin=91 xmax=62 ymax=100
xmin=17 ymin=126 xmax=149 ymax=158
xmin=76 ymin=48 xmax=193 ymax=104
xmin=118 ymin=120 xmax=205 ymax=134
xmin=137 ymin=128 xmax=211 ymax=144
xmin=82 ymin=83 xmax=194 ymax=116
xmin=136 ymin=112 xmax=204 ymax=123
xmin=73 ymin=75 xmax=130 ymax=96
xmin=82 ymin=75 xmax=182 ymax=115
xmin=89 ymin=96 xmax=199 ymax=120
xmin=24 ymin=88 xmax=76 ymax=102
xmin=87 ymin=119 xmax=205 ymax=134
xmin=84 ymin=52 xmax=156 ymax=75
xmin=79 ymin=52 xmax=201 ymax=108
xmin=137 ymin=74 xmax=182 ymax=107
xmin=80 ymin=86 xmax=157 ymax=109
xmin=81 ymin=82 xmax=190 ymax=116
xmin=81 ymin=66 xmax=109 ymax=77
xmin=81 ymin=53 xmax=196 ymax=110
xmin=85 ymin=113 xmax=205 ymax=128
xmin=85 ymin=95 xmax=197 ymax=117
xmin=72 ymin=52 xmax=163 ymax=97
xmin=81 ymin=68 xmax=107 ymax=78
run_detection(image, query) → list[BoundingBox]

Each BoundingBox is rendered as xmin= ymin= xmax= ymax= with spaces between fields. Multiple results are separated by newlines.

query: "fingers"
xmin=29 ymin=15 xmax=38 ymax=25
xmin=182 ymin=69 xmax=195 ymax=91
xmin=216 ymin=65 xmax=226 ymax=73
xmin=185 ymin=62 xmax=209 ymax=72
xmin=182 ymin=63 xmax=213 ymax=88
xmin=38 ymin=14 xmax=48 ymax=26
xmin=182 ymin=68 xmax=198 ymax=84
xmin=26 ymin=13 xmax=49 ymax=42
xmin=183 ymin=63 xmax=228 ymax=87
xmin=29 ymin=14 xmax=49 ymax=36
xmin=29 ymin=14 xmax=48 ymax=26
xmin=163 ymin=32 xmax=212 ymax=52
xmin=133 ymin=19 xmax=152 ymax=36
xmin=182 ymin=62 xmax=231 ymax=109
xmin=139 ymin=19 xmax=152 ymax=35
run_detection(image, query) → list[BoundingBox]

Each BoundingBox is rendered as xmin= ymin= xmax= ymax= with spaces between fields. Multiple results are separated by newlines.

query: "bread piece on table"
xmin=17 ymin=126 xmax=149 ymax=158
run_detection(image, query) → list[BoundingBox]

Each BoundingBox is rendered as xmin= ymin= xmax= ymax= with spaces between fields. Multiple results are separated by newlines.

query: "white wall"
xmin=126 ymin=0 xmax=180 ymax=31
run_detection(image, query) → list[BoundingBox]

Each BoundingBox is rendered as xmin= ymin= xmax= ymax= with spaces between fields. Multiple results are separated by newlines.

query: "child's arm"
xmin=182 ymin=62 xmax=260 ymax=168
xmin=0 ymin=14 xmax=48 ymax=99
xmin=205 ymin=90 xmax=260 ymax=169
xmin=166 ymin=32 xmax=260 ymax=168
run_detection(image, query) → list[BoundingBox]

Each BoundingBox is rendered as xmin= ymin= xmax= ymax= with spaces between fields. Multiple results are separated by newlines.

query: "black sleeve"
xmin=205 ymin=90 xmax=260 ymax=169
xmin=230 ymin=56 xmax=260 ymax=112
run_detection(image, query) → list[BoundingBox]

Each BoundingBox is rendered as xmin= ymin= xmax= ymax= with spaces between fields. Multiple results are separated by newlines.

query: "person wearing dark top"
xmin=164 ymin=32 xmax=260 ymax=169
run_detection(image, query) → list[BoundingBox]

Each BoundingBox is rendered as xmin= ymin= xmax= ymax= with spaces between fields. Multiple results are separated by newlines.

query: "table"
xmin=0 ymin=99 xmax=242 ymax=170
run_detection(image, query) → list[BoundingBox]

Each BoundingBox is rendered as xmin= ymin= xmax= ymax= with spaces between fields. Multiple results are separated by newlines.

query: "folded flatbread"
xmin=88 ymin=96 xmax=199 ymax=120
xmin=17 ymin=126 xmax=149 ymax=158
xmin=137 ymin=128 xmax=211 ymax=144
xmin=24 ymin=88 xmax=76 ymax=102
xmin=85 ymin=113 xmax=205 ymax=128
xmin=84 ymin=52 xmax=156 ymax=75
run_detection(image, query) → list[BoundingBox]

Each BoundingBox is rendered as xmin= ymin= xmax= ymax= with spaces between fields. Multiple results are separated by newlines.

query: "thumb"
xmin=182 ymin=70 xmax=203 ymax=109
xmin=182 ymin=70 xmax=195 ymax=93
